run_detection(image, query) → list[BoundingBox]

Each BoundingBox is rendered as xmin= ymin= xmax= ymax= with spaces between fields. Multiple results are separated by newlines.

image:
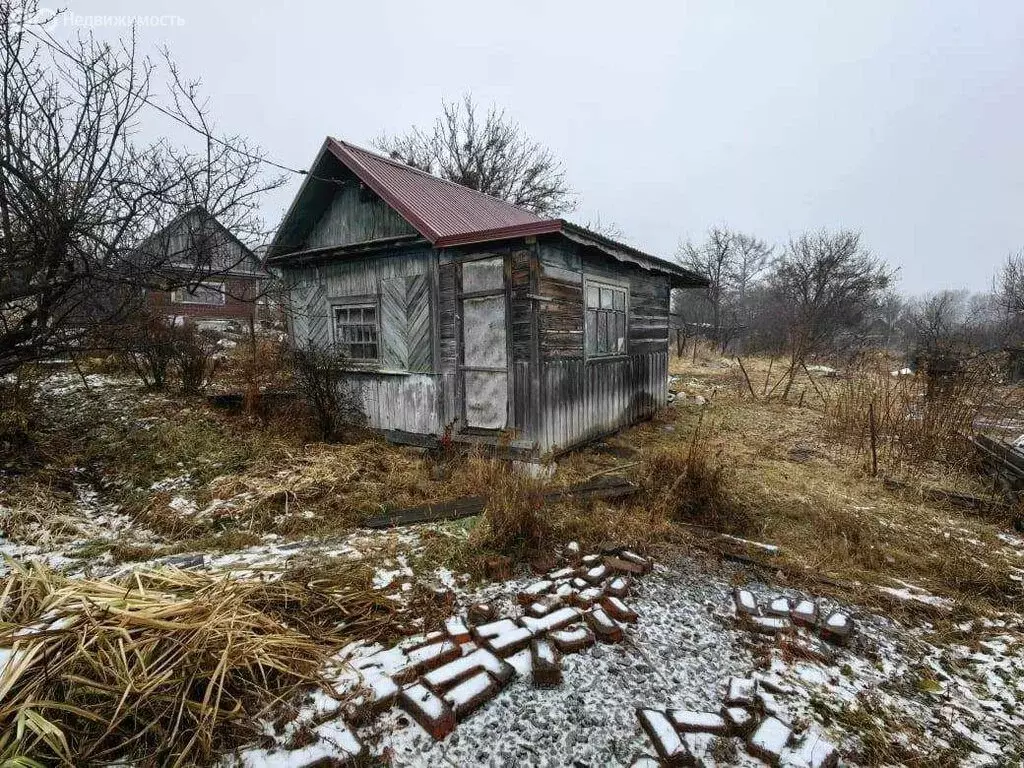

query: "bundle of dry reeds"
xmin=0 ymin=559 xmax=406 ymax=766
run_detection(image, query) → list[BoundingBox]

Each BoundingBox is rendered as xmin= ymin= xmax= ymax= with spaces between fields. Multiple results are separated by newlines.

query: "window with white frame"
xmin=585 ymin=281 xmax=628 ymax=356
xmin=171 ymin=282 xmax=225 ymax=305
xmin=332 ymin=304 xmax=379 ymax=362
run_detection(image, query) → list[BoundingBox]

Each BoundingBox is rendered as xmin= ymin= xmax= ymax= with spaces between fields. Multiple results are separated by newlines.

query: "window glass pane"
xmin=615 ymin=312 xmax=626 ymax=353
xmin=332 ymin=303 xmax=378 ymax=361
xmin=600 ymin=288 xmax=613 ymax=309
xmin=586 ymin=286 xmax=600 ymax=309
xmin=462 ymin=257 xmax=504 ymax=293
xmin=613 ymin=290 xmax=625 ymax=311
xmin=596 ymin=312 xmax=607 ymax=353
xmin=585 ymin=309 xmax=597 ymax=353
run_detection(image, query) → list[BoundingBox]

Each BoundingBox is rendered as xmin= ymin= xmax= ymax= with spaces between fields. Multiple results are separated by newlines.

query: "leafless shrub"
xmin=174 ymin=323 xmax=220 ymax=394
xmin=289 ymin=343 xmax=365 ymax=441
xmin=823 ymin=357 xmax=1000 ymax=470
xmin=110 ymin=311 xmax=179 ymax=389
xmin=641 ymin=416 xmax=749 ymax=534
xmin=468 ymin=466 xmax=553 ymax=560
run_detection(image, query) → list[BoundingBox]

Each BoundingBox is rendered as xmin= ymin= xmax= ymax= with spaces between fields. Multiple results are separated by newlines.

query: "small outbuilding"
xmin=267 ymin=138 xmax=706 ymax=455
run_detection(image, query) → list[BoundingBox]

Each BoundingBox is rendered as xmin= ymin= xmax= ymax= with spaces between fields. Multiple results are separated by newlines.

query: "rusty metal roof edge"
xmin=559 ymin=222 xmax=709 ymax=287
xmin=326 ymin=137 xmax=443 ymax=243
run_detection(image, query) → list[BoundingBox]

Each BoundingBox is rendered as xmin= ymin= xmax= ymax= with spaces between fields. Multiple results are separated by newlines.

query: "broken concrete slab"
xmin=530 ymin=637 xmax=562 ymax=688
xmin=747 ymin=716 xmax=792 ymax=766
xmin=548 ymin=623 xmax=595 ymax=654
xmin=725 ymin=677 xmax=757 ymax=707
xmin=547 ymin=566 xmax=576 ymax=580
xmin=398 ymin=682 xmax=456 ymax=740
xmin=442 ymin=670 xmax=499 ymax=720
xmin=586 ymin=607 xmax=624 ymax=643
xmin=637 ymin=708 xmax=693 ymax=766
xmin=601 ymin=595 xmax=638 ymax=623
xmin=667 ymin=709 xmax=729 ymax=735
xmin=757 ymin=690 xmax=783 ymax=718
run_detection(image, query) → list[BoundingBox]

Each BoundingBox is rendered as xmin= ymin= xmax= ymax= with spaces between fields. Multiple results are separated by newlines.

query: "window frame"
xmin=583 ymin=277 xmax=630 ymax=359
xmin=330 ymin=300 xmax=381 ymax=364
xmin=170 ymin=281 xmax=226 ymax=306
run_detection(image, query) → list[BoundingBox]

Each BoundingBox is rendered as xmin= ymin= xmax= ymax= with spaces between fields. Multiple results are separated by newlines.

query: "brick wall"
xmin=147 ymin=277 xmax=259 ymax=323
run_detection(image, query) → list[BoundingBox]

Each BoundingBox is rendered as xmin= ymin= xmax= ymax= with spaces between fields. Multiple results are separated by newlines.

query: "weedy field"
xmin=0 ymin=350 xmax=1021 ymax=766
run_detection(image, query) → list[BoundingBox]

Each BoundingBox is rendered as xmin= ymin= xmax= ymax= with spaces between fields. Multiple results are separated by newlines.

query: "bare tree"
xmin=375 ymin=93 xmax=574 ymax=215
xmin=728 ymin=232 xmax=772 ymax=305
xmin=678 ymin=227 xmax=734 ymax=346
xmin=905 ymin=290 xmax=971 ymax=355
xmin=0 ymin=1 xmax=283 ymax=375
xmin=768 ymin=230 xmax=894 ymax=396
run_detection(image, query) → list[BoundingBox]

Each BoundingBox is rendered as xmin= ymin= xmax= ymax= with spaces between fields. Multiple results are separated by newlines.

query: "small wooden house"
xmin=267 ymin=138 xmax=706 ymax=455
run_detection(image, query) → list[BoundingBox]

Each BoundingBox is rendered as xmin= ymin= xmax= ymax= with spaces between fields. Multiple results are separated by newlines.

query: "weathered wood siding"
xmin=283 ymin=247 xmax=444 ymax=434
xmin=533 ymin=239 xmax=671 ymax=451
xmin=304 ymin=181 xmax=416 ymax=250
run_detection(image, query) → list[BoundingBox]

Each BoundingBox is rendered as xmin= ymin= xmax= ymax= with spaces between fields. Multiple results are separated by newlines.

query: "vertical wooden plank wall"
xmin=535 ymin=242 xmax=671 ymax=453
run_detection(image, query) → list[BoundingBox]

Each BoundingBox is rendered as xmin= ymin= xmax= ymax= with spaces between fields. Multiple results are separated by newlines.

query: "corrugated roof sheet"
xmin=270 ymin=136 xmax=707 ymax=287
xmin=327 ymin=138 xmax=547 ymax=243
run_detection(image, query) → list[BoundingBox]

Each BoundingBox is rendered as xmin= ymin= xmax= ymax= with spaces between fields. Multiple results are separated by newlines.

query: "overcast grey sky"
xmin=52 ymin=1 xmax=1023 ymax=293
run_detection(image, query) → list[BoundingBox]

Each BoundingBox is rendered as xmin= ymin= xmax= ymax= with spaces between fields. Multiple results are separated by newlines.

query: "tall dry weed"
xmin=823 ymin=357 xmax=1000 ymax=470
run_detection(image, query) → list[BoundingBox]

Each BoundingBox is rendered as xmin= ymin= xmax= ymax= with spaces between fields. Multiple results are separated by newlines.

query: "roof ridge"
xmin=330 ymin=137 xmax=550 ymax=222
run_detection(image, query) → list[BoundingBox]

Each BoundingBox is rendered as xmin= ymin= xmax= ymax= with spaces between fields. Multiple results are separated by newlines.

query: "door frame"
xmin=455 ymin=252 xmax=514 ymax=433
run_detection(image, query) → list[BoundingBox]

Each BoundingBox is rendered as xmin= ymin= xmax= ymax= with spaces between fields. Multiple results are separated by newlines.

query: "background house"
xmin=267 ymin=138 xmax=706 ymax=454
xmin=139 ymin=206 xmax=267 ymax=329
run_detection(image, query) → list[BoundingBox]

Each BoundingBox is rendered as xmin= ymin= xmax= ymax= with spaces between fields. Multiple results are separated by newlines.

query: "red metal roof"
xmin=327 ymin=138 xmax=549 ymax=245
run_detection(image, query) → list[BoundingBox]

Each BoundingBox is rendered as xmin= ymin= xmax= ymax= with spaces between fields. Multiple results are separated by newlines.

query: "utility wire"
xmin=23 ymin=23 xmax=315 ymax=179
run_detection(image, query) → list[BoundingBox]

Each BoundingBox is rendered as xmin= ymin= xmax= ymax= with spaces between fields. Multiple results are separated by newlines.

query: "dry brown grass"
xmin=0 ymin=557 xmax=429 ymax=766
xmin=643 ymin=352 xmax=1022 ymax=614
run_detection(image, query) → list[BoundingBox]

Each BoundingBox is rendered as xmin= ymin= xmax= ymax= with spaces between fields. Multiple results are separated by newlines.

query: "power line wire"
xmin=23 ymin=23 xmax=313 ymax=178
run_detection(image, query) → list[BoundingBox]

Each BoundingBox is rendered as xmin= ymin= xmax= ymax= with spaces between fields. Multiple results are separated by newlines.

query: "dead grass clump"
xmin=0 ymin=557 xmax=422 ymax=766
xmin=468 ymin=465 xmax=552 ymax=561
xmin=0 ymin=561 xmax=330 ymax=766
xmin=641 ymin=417 xmax=752 ymax=535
